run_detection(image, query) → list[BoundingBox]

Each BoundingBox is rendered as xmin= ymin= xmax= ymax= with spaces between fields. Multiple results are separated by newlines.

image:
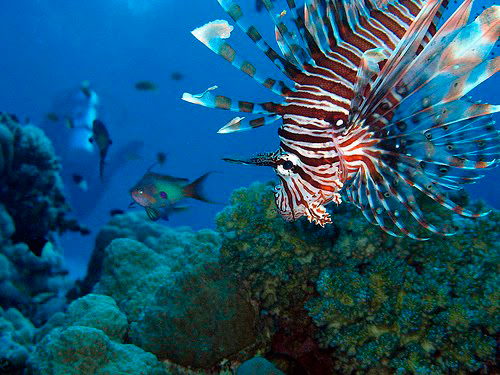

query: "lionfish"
xmin=183 ymin=0 xmax=500 ymax=239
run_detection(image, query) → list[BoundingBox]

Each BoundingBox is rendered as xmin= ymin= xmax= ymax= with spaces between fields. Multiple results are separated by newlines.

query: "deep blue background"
xmin=1 ymin=0 xmax=498 ymax=278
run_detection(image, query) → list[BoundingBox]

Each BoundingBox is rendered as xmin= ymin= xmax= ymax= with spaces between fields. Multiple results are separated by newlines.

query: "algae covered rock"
xmin=87 ymin=213 xmax=257 ymax=369
xmin=130 ymin=263 xmax=257 ymax=369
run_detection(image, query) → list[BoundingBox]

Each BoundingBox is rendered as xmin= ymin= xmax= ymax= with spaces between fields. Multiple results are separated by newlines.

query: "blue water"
xmin=1 ymin=0 xmax=498 ymax=278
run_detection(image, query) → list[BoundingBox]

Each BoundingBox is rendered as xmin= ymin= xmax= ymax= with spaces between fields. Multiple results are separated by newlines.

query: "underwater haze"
xmin=0 ymin=0 xmax=499 ymax=374
xmin=1 ymin=0 xmax=499 ymax=277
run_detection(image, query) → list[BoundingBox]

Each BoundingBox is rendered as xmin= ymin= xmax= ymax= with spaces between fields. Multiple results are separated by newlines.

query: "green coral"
xmin=26 ymin=326 xmax=168 ymax=375
xmin=217 ymin=181 xmax=499 ymax=374
xmin=26 ymin=294 xmax=168 ymax=375
xmin=306 ymin=213 xmax=499 ymax=374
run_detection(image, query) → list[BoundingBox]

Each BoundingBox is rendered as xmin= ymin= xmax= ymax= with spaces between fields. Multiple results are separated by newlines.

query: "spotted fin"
xmin=345 ymin=2 xmax=500 ymax=239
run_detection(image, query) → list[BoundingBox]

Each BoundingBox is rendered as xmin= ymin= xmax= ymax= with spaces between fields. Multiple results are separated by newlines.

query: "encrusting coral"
xmin=216 ymin=181 xmax=499 ymax=374
xmin=86 ymin=213 xmax=258 ymax=369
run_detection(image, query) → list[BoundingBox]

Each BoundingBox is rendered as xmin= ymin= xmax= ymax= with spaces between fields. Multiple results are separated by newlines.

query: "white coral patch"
xmin=191 ymin=20 xmax=234 ymax=47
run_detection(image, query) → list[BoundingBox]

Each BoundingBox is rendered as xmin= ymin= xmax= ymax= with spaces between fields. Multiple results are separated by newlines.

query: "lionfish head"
xmin=224 ymin=149 xmax=343 ymax=227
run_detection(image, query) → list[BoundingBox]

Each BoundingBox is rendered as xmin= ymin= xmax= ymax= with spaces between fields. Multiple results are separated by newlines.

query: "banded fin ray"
xmin=259 ymin=0 xmax=313 ymax=68
xmin=182 ymin=86 xmax=282 ymax=114
xmin=216 ymin=0 xmax=303 ymax=79
xmin=218 ymin=114 xmax=282 ymax=133
xmin=189 ymin=19 xmax=294 ymax=96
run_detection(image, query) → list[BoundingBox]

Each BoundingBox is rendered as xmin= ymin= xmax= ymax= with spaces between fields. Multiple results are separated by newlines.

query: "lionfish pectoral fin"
xmin=358 ymin=0 xmax=446 ymax=119
xmin=349 ymin=48 xmax=389 ymax=124
xmin=345 ymin=3 xmax=500 ymax=239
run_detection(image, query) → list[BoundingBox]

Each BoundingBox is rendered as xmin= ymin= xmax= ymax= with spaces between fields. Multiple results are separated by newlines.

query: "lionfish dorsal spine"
xmin=185 ymin=0 xmax=500 ymax=239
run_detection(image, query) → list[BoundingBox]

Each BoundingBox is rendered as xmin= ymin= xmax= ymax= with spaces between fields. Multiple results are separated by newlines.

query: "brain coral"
xmin=217 ymin=181 xmax=499 ymax=374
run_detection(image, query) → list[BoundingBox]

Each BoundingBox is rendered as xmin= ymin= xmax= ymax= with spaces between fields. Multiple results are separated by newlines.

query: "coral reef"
xmin=0 ymin=307 xmax=35 ymax=374
xmin=26 ymin=293 xmax=168 ymax=375
xmin=19 ymin=178 xmax=497 ymax=374
xmin=216 ymin=181 xmax=499 ymax=374
xmin=130 ymin=261 xmax=256 ymax=368
xmin=27 ymin=326 xmax=168 ymax=375
xmin=0 ymin=113 xmax=87 ymax=325
xmin=76 ymin=211 xmax=219 ymax=296
xmin=86 ymin=213 xmax=257 ymax=369
xmin=0 ymin=113 xmax=87 ymax=250
xmin=236 ymin=357 xmax=285 ymax=375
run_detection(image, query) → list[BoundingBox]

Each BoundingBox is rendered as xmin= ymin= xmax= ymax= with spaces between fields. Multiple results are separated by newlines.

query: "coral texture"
xmin=0 ymin=113 xmax=86 ymax=325
xmin=88 ymin=213 xmax=257 ymax=369
xmin=216 ymin=181 xmax=499 ymax=374
xmin=26 ymin=326 xmax=168 ymax=375
xmin=26 ymin=293 xmax=168 ymax=375
xmin=0 ymin=307 xmax=35 ymax=373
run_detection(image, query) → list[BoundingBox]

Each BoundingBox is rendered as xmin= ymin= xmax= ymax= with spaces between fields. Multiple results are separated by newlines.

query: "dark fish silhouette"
xmin=134 ymin=80 xmax=157 ymax=91
xmin=89 ymin=119 xmax=112 ymax=182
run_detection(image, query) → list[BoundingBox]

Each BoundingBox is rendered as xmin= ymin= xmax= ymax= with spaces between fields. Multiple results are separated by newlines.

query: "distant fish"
xmin=110 ymin=208 xmax=125 ymax=216
xmin=134 ymin=80 xmax=158 ymax=91
xmin=89 ymin=119 xmax=112 ymax=181
xmin=170 ymin=72 xmax=184 ymax=81
xmin=130 ymin=171 xmax=214 ymax=221
xmin=72 ymin=174 xmax=88 ymax=191
xmin=46 ymin=112 xmax=59 ymax=122
xmin=156 ymin=152 xmax=167 ymax=166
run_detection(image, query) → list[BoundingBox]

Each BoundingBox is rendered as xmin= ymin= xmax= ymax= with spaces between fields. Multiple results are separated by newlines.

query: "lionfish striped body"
xmin=183 ymin=0 xmax=500 ymax=239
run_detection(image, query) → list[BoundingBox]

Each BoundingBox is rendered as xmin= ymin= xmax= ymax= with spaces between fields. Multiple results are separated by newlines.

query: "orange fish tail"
xmin=183 ymin=172 xmax=214 ymax=203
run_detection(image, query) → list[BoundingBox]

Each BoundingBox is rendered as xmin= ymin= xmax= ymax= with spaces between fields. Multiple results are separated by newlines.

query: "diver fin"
xmin=145 ymin=207 xmax=161 ymax=221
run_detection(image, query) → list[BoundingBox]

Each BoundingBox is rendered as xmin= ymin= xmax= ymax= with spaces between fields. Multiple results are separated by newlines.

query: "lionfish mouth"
xmin=222 ymin=151 xmax=279 ymax=168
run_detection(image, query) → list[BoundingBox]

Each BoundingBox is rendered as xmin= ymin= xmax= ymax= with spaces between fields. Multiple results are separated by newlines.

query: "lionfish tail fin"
xmin=346 ymin=3 xmax=500 ymax=239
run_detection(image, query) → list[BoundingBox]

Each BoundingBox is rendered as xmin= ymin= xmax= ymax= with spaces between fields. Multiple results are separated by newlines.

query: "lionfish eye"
xmin=282 ymin=160 xmax=294 ymax=170
xmin=275 ymin=153 xmax=300 ymax=176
